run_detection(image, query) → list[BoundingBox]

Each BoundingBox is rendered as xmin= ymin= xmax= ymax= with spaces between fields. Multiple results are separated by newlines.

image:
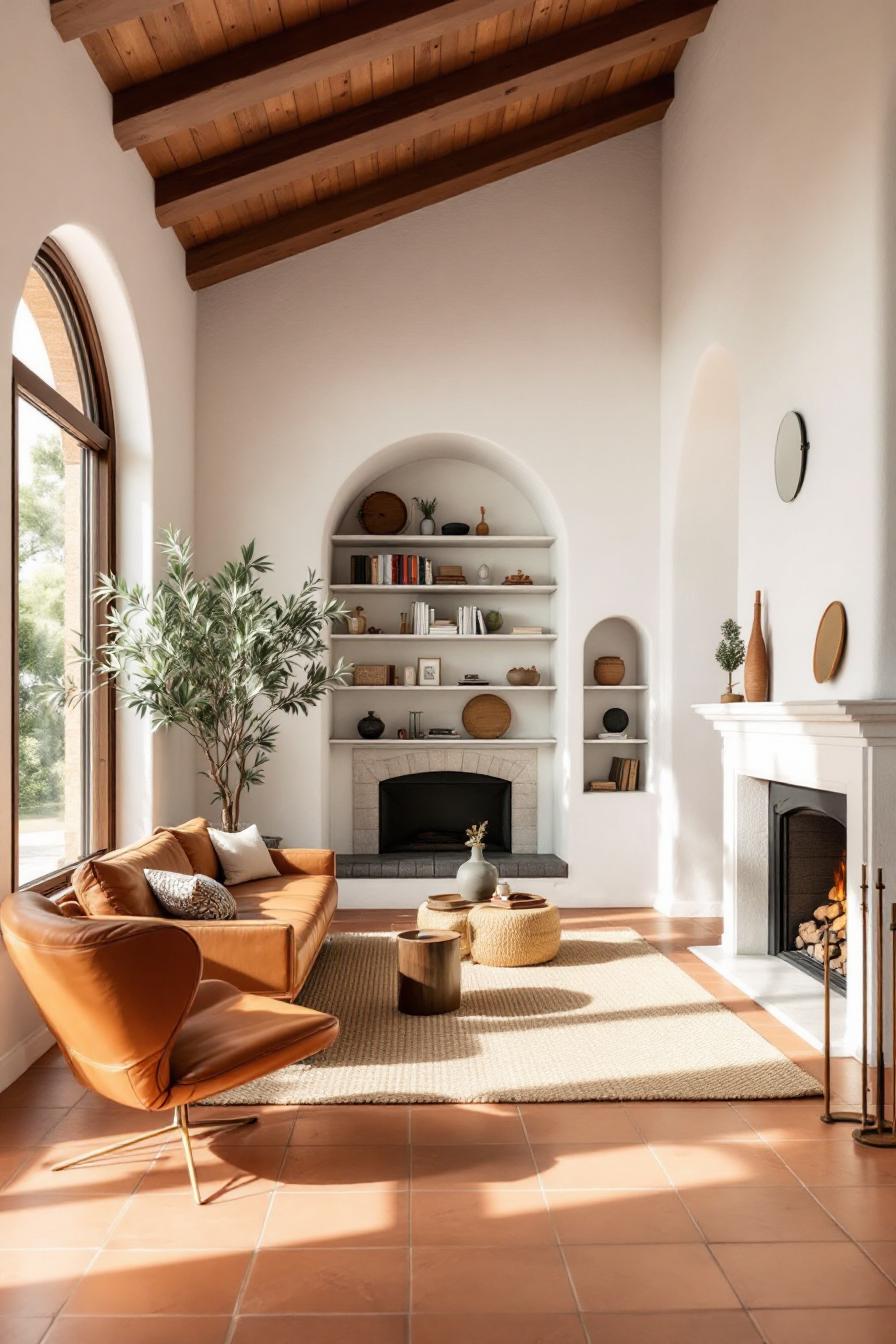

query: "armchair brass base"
xmin=51 ymin=1104 xmax=257 ymax=1204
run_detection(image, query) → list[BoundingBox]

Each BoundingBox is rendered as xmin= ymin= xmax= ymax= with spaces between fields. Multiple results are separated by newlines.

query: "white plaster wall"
xmin=195 ymin=128 xmax=662 ymax=905
xmin=657 ymin=0 xmax=896 ymax=911
xmin=0 ymin=0 xmax=196 ymax=1081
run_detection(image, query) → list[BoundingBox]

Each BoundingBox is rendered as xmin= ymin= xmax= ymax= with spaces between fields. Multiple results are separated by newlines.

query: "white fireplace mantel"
xmin=691 ymin=700 xmax=896 ymax=1059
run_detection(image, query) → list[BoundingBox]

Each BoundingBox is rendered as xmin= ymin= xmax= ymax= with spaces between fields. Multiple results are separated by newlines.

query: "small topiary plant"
xmin=715 ymin=618 xmax=746 ymax=701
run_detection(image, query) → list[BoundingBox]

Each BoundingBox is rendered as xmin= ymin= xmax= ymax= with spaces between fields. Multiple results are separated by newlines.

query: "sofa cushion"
xmin=232 ymin=873 xmax=338 ymax=992
xmin=209 ymin=824 xmax=279 ymax=885
xmin=145 ymin=869 xmax=237 ymax=921
xmin=73 ymin=832 xmax=192 ymax=918
xmin=155 ymin=817 xmax=220 ymax=879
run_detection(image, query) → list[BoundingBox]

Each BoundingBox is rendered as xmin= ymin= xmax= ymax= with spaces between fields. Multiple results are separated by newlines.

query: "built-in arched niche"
xmin=324 ymin=434 xmax=566 ymax=860
xmin=583 ymin=616 xmax=649 ymax=795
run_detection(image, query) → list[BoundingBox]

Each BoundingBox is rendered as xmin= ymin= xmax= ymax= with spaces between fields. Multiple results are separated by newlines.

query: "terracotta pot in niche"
xmin=744 ymin=590 xmax=769 ymax=702
xmin=594 ymin=656 xmax=625 ymax=686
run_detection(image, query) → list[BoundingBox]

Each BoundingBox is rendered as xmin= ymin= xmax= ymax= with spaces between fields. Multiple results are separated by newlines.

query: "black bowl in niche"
xmin=441 ymin=522 xmax=470 ymax=535
xmin=602 ymin=707 xmax=630 ymax=734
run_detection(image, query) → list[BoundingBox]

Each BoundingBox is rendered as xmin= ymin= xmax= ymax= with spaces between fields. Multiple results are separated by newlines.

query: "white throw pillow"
xmin=144 ymin=869 xmax=237 ymax=920
xmin=208 ymin=823 xmax=279 ymax=885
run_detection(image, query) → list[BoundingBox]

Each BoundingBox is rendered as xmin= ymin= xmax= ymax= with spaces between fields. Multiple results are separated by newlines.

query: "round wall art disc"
xmin=602 ymin=707 xmax=630 ymax=734
xmin=812 ymin=601 xmax=847 ymax=683
xmin=358 ymin=491 xmax=408 ymax=535
xmin=462 ymin=694 xmax=512 ymax=739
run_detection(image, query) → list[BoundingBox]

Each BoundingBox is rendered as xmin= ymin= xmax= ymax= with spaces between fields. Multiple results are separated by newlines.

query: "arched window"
xmin=12 ymin=240 xmax=114 ymax=889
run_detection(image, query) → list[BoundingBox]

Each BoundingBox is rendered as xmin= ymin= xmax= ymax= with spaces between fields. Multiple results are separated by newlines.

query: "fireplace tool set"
xmin=821 ymin=863 xmax=896 ymax=1146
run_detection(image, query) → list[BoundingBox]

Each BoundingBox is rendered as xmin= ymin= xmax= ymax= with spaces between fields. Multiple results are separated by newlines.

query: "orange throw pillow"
xmin=155 ymin=816 xmax=220 ymax=879
xmin=73 ymin=831 xmax=192 ymax=918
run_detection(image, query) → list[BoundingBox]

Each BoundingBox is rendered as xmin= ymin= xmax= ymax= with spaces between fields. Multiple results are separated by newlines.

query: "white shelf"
xmin=331 ymin=738 xmax=556 ymax=746
xmin=332 ymin=584 xmax=556 ymax=594
xmin=332 ymin=634 xmax=556 ymax=642
xmin=584 ymin=737 xmax=648 ymax=745
xmin=332 ymin=534 xmax=555 ymax=548
xmin=584 ymin=684 xmax=647 ymax=691
xmin=337 ymin=684 xmax=556 ymax=692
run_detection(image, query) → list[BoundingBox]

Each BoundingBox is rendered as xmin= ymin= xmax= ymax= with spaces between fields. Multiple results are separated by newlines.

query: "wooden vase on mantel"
xmin=744 ymin=590 xmax=769 ymax=702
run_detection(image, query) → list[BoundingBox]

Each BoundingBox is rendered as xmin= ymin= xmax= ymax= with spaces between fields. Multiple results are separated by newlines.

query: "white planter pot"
xmin=419 ymin=518 xmax=435 ymax=535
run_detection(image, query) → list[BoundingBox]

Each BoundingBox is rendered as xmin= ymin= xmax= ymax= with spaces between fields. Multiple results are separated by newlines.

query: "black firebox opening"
xmin=768 ymin=782 xmax=847 ymax=993
xmin=379 ymin=771 xmax=512 ymax=855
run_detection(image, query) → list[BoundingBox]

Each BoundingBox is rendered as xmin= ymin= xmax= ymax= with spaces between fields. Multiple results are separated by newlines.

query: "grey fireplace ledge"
xmin=336 ymin=853 xmax=568 ymax=879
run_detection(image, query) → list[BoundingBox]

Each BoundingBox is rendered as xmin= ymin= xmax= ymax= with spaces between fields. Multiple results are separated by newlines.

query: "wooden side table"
xmin=397 ymin=930 xmax=461 ymax=1015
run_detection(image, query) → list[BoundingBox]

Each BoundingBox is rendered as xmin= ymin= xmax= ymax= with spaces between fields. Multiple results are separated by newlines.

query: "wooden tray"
xmin=489 ymin=894 xmax=547 ymax=909
xmin=462 ymin=693 xmax=511 ymax=739
xmin=358 ymin=491 xmax=407 ymax=534
xmin=427 ymin=895 xmax=473 ymax=911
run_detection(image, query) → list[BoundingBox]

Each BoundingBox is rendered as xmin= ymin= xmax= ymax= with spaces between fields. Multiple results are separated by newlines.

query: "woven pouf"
xmin=467 ymin=902 xmax=561 ymax=967
xmin=417 ymin=901 xmax=471 ymax=956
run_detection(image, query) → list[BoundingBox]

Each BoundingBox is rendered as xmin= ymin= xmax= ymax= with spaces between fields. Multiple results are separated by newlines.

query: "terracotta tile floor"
xmin=0 ymin=907 xmax=894 ymax=1344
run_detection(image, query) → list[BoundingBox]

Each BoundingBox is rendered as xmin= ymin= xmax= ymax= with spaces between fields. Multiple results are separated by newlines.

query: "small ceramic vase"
xmin=496 ymin=880 xmax=512 ymax=901
xmin=477 ymin=563 xmax=491 ymax=583
xmin=357 ymin=709 xmax=384 ymax=739
xmin=506 ymin=666 xmax=541 ymax=686
xmin=485 ymin=610 xmax=503 ymax=633
xmin=476 ymin=506 xmax=490 ymax=536
xmin=457 ymin=844 xmax=498 ymax=903
xmin=744 ymin=590 xmax=769 ymax=702
xmin=420 ymin=517 xmax=435 ymax=535
xmin=595 ymin=656 xmax=625 ymax=685
xmin=347 ymin=605 xmax=367 ymax=634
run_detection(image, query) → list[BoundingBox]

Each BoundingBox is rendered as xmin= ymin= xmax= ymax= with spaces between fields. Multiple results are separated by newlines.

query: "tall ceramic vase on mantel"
xmin=456 ymin=844 xmax=498 ymax=903
xmin=744 ymin=589 xmax=769 ymax=702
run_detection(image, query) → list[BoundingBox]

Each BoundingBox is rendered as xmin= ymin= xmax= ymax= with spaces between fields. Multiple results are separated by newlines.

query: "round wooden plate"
xmin=462 ymin=693 xmax=512 ymax=739
xmin=359 ymin=491 xmax=408 ymax=534
xmin=813 ymin=601 xmax=847 ymax=683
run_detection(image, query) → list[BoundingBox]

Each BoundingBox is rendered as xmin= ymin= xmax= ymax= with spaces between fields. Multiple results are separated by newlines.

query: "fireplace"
xmin=378 ymin=770 xmax=512 ymax=854
xmin=768 ymin=782 xmax=847 ymax=993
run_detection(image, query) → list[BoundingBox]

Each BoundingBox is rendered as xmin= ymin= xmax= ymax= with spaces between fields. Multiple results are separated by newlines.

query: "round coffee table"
xmin=467 ymin=902 xmax=561 ymax=967
xmin=417 ymin=899 xmax=472 ymax=955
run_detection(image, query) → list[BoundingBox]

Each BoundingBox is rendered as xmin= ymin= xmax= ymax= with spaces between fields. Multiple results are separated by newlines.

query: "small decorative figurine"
xmin=476 ymin=506 xmax=490 ymax=535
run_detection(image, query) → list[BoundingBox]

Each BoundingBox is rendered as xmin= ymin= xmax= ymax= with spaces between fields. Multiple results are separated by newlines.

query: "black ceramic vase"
xmin=357 ymin=710 xmax=385 ymax=739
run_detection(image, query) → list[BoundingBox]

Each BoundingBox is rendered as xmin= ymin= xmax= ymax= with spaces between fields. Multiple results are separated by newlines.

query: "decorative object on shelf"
xmin=715 ymin=617 xmax=745 ymax=702
xmin=745 ymin=590 xmax=769 ymax=702
xmin=413 ymin=496 xmax=438 ymax=535
xmin=403 ymin=665 xmax=416 ymax=686
xmin=476 ymin=506 xmax=490 ymax=536
xmin=409 ymin=710 xmax=424 ymax=739
xmin=358 ymin=491 xmax=408 ymax=535
xmin=357 ymin=709 xmax=385 ymax=740
xmin=435 ymin=564 xmax=466 ymax=585
xmin=588 ymin=780 xmax=618 ymax=791
xmin=610 ymin=757 xmax=640 ymax=790
xmin=399 ymin=612 xmax=410 ymax=635
xmin=417 ymin=656 xmax=442 ymax=686
xmin=428 ymin=727 xmax=459 ymax=737
xmin=477 ymin=563 xmax=491 ymax=582
xmin=397 ymin=728 xmax=409 ymax=740
xmin=603 ymin=707 xmax=630 ymax=734
xmin=353 ymin=664 xmax=394 ymax=686
xmin=367 ymin=626 xmax=384 ymax=634
xmin=441 ymin=522 xmax=470 ymax=535
xmin=594 ymin=656 xmax=625 ymax=685
xmin=775 ymin=410 xmax=809 ymax=502
xmin=456 ymin=820 xmax=499 ymax=903
xmin=502 ymin=569 xmax=533 ymax=585
xmin=463 ymin=693 xmax=512 ymax=739
xmin=346 ymin=604 xmax=367 ymax=634
xmin=512 ymin=625 xmax=543 ymax=634
xmin=484 ymin=610 xmax=503 ymax=632
xmin=506 ymin=666 xmax=541 ymax=686
xmin=460 ymin=673 xmax=490 ymax=686
xmin=813 ymin=600 xmax=847 ymax=683
xmin=54 ymin=528 xmax=348 ymax=832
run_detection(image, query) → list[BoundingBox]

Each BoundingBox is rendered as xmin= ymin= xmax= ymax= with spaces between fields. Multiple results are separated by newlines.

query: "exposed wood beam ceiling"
xmin=55 ymin=0 xmax=717 ymax=286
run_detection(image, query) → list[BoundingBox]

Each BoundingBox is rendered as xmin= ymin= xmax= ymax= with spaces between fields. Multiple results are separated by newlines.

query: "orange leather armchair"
xmin=0 ymin=890 xmax=339 ymax=1203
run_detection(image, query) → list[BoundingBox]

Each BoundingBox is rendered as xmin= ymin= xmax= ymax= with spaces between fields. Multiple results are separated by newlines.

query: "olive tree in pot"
xmin=58 ymin=528 xmax=350 ymax=832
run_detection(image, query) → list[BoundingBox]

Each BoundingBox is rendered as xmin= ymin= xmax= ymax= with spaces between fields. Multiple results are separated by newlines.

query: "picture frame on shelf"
xmin=417 ymin=656 xmax=442 ymax=686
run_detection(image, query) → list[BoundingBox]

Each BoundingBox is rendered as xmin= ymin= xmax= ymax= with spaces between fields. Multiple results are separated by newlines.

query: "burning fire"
xmin=795 ymin=850 xmax=847 ymax=975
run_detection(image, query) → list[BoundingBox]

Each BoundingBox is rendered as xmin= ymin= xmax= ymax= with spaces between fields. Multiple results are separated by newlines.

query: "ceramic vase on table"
xmin=456 ymin=844 xmax=498 ymax=903
xmin=420 ymin=517 xmax=435 ymax=535
xmin=745 ymin=589 xmax=769 ymax=701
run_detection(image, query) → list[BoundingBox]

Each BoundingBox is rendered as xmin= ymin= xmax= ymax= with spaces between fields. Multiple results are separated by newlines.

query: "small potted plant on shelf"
xmin=716 ymin=617 xmax=746 ymax=703
xmin=54 ymin=528 xmax=350 ymax=832
xmin=414 ymin=496 xmax=438 ymax=535
xmin=456 ymin=820 xmax=499 ymax=903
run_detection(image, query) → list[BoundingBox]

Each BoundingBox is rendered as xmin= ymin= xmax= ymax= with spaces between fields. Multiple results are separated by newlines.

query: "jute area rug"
xmin=209 ymin=929 xmax=822 ymax=1104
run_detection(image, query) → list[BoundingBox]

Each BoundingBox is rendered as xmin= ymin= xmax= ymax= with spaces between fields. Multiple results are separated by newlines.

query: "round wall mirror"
xmin=775 ymin=410 xmax=809 ymax=501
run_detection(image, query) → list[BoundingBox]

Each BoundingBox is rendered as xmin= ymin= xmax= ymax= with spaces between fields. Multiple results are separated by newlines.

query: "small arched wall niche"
xmin=326 ymin=441 xmax=566 ymax=858
xmin=583 ymin=617 xmax=649 ymax=794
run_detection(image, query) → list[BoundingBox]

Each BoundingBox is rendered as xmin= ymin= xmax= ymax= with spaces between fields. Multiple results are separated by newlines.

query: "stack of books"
xmin=428 ymin=728 xmax=459 ymax=737
xmin=457 ymin=606 xmax=487 ymax=635
xmin=588 ymin=780 xmax=618 ymax=792
xmin=431 ymin=619 xmax=458 ymax=634
xmin=609 ymin=757 xmax=640 ymax=791
xmin=434 ymin=565 xmax=466 ymax=585
xmin=350 ymin=554 xmax=434 ymax=585
xmin=511 ymin=625 xmax=543 ymax=635
xmin=411 ymin=601 xmax=433 ymax=634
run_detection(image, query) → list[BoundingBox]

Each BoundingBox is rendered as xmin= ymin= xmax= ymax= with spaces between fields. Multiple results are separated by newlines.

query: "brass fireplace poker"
xmin=852 ymin=868 xmax=896 ymax=1147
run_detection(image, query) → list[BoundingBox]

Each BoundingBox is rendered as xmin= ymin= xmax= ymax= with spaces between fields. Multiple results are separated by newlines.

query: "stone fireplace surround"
xmin=352 ymin=746 xmax=537 ymax=856
xmin=692 ymin=701 xmax=896 ymax=1059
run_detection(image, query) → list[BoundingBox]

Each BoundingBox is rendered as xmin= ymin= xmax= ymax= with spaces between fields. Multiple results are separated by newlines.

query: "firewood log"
xmin=814 ymin=902 xmax=841 ymax=921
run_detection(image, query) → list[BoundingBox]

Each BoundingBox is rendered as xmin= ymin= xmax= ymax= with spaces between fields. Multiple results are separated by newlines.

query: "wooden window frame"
xmin=11 ymin=239 xmax=116 ymax=894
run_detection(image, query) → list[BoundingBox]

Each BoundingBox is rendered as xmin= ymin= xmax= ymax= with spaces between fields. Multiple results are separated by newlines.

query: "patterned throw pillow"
xmin=143 ymin=869 xmax=237 ymax=921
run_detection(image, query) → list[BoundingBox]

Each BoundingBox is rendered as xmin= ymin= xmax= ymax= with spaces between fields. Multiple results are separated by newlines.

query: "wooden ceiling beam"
xmin=157 ymin=0 xmax=713 ymax=227
xmin=50 ymin=0 xmax=172 ymax=41
xmin=114 ymin=0 xmax=519 ymax=150
xmin=185 ymin=76 xmax=674 ymax=289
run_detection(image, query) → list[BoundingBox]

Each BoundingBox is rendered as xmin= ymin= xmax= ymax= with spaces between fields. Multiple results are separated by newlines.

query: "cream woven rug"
xmin=209 ymin=930 xmax=821 ymax=1104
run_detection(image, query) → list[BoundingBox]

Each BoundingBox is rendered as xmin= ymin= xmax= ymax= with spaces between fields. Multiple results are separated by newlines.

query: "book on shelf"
xmin=511 ymin=626 xmax=544 ymax=635
xmin=588 ymin=780 xmax=618 ymax=792
xmin=609 ymin=757 xmax=640 ymax=791
xmin=349 ymin=553 xmax=434 ymax=586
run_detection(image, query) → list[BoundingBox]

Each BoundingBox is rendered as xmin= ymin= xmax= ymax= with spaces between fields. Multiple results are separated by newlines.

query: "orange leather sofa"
xmin=57 ymin=817 xmax=337 ymax=1001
